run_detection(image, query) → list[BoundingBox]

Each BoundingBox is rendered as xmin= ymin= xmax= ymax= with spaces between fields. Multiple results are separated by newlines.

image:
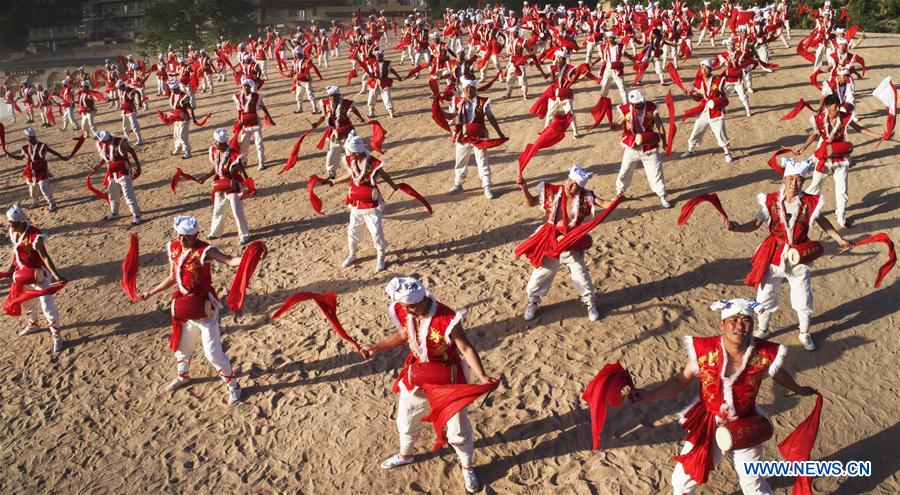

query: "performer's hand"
xmin=726 ymin=220 xmax=737 ymax=231
xmin=138 ymin=292 xmax=150 ymax=301
xmin=838 ymin=238 xmax=853 ymax=251
xmin=478 ymin=374 xmax=495 ymax=385
xmin=360 ymin=344 xmax=378 ymax=359
xmin=626 ymin=388 xmax=650 ymax=405
xmin=516 ymin=176 xmax=525 ymax=187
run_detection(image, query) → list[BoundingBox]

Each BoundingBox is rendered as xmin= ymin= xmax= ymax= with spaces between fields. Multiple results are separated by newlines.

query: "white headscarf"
xmin=6 ymin=204 xmax=26 ymax=222
xmin=343 ymin=131 xmax=367 ymax=154
xmin=167 ymin=79 xmax=179 ymax=89
xmin=95 ymin=130 xmax=111 ymax=142
xmin=326 ymin=85 xmax=340 ymax=96
xmin=781 ymin=157 xmax=814 ymax=178
xmin=709 ymin=299 xmax=763 ymax=320
xmin=385 ymin=277 xmax=427 ymax=305
xmin=241 ymin=78 xmax=257 ymax=91
xmin=627 ymin=89 xmax=645 ymax=104
xmin=568 ymin=165 xmax=593 ymax=187
xmin=461 ymin=78 xmax=477 ymax=88
xmin=173 ymin=215 xmax=200 ymax=235
xmin=23 ymin=127 xmax=36 ymax=138
xmin=213 ymin=128 xmax=229 ymax=144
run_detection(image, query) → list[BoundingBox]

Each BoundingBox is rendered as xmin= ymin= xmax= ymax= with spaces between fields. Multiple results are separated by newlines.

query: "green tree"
xmin=137 ymin=0 xmax=255 ymax=52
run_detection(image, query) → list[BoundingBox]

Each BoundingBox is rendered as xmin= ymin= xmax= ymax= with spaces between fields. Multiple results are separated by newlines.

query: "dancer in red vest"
xmin=197 ymin=128 xmax=252 ymax=245
xmin=77 ymin=80 xmax=98 ymax=138
xmin=115 ymin=80 xmax=145 ymax=145
xmin=138 ymin=216 xmax=244 ymax=405
xmin=517 ymin=166 xmax=616 ymax=321
xmin=89 ymin=130 xmax=143 ymax=225
xmin=726 ymin=158 xmax=852 ymax=351
xmin=365 ymin=49 xmax=403 ymax=118
xmin=233 ymin=78 xmax=269 ymax=170
xmin=615 ymin=90 xmax=671 ymax=208
xmin=5 ymin=127 xmax=66 ymax=211
xmin=362 ymin=276 xmax=494 ymax=494
xmin=311 ymin=86 xmax=367 ymax=179
xmin=628 ymin=298 xmax=816 ymax=494
xmin=167 ymin=80 xmax=196 ymax=159
xmin=291 ymin=47 xmax=322 ymax=114
xmin=447 ymin=79 xmax=505 ymax=199
xmin=681 ymin=59 xmax=734 ymax=163
xmin=4 ymin=204 xmax=67 ymax=352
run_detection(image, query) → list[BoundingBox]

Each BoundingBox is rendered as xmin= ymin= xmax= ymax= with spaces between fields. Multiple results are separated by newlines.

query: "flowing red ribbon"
xmin=779 ymin=394 xmax=824 ymax=495
xmin=121 ymin=233 xmax=139 ymax=302
xmin=587 ymin=96 xmax=612 ymax=132
xmin=170 ymin=167 xmax=201 ymax=194
xmin=86 ymin=169 xmax=109 ymax=204
xmin=421 ymin=381 xmax=499 ymax=451
xmin=431 ymin=96 xmax=452 ymax=133
xmin=307 ymin=175 xmax=329 ymax=214
xmin=4 ymin=281 xmax=68 ymax=316
xmin=239 ymin=177 xmax=257 ymax=200
xmin=156 ymin=110 xmax=175 ymax=126
xmin=0 ymin=122 xmax=7 ymax=153
xmin=66 ymin=135 xmax=86 ymax=160
xmin=477 ymin=71 xmax=502 ymax=91
xmin=279 ymin=128 xmax=314 ymax=174
xmin=193 ymin=113 xmax=212 ymax=127
xmin=370 ymin=120 xmax=386 ymax=153
xmin=396 ymin=183 xmax=433 ymax=214
xmin=665 ymin=90 xmax=677 ymax=157
xmin=781 ymin=99 xmax=815 ymax=121
xmin=767 ymin=148 xmax=794 ymax=175
xmin=678 ymin=193 xmax=728 ymax=226
xmin=225 ymin=241 xmax=267 ymax=313
xmin=582 ymin=362 xmax=634 ymax=450
xmin=460 ymin=136 xmax=508 ymax=150
xmin=518 ymin=113 xmax=573 ymax=179
xmin=271 ymin=291 xmax=363 ymax=355
xmin=666 ymin=62 xmax=685 ymax=92
xmin=853 ymin=233 xmax=896 ymax=288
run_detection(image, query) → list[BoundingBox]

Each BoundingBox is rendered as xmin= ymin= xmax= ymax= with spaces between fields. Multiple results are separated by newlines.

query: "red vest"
xmin=344 ymin=156 xmax=383 ymax=209
xmin=690 ymin=336 xmax=783 ymax=419
xmin=391 ymin=300 xmax=462 ymax=366
xmin=542 ymin=183 xmax=595 ymax=232
xmin=98 ymin=137 xmax=130 ymax=178
xmin=761 ymin=191 xmax=822 ymax=266
xmin=235 ymin=91 xmax=261 ymax=127
xmin=22 ymin=142 xmax=49 ymax=182
xmin=209 ymin=146 xmax=244 ymax=193
xmin=77 ymin=91 xmax=95 ymax=114
xmin=452 ymin=95 xmax=488 ymax=141
xmin=693 ymin=75 xmax=728 ymax=120
xmin=10 ymin=225 xmax=46 ymax=270
xmin=169 ymin=92 xmax=190 ymax=121
xmin=325 ymin=97 xmax=354 ymax=138
xmin=619 ymin=102 xmax=659 ymax=151
xmin=168 ymin=240 xmax=216 ymax=299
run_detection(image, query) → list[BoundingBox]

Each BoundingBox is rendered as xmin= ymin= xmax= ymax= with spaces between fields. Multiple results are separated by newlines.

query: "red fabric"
xmin=587 ymin=96 xmax=612 ymax=132
xmin=397 ymin=183 xmax=433 ymax=214
xmin=421 ymin=381 xmax=499 ymax=451
xmin=121 ymin=233 xmax=139 ymax=302
xmin=4 ymin=282 xmax=67 ymax=316
xmin=581 ymin=362 xmax=634 ymax=450
xmin=745 ymin=236 xmax=780 ymax=288
xmin=0 ymin=122 xmax=7 ymax=153
xmin=781 ymin=99 xmax=815 ymax=121
xmin=271 ymin=291 xmax=363 ymax=355
xmin=460 ymin=136 xmax=508 ymax=150
xmin=672 ymin=401 xmax=718 ymax=486
xmin=767 ymin=148 xmax=794 ymax=175
xmin=239 ymin=177 xmax=256 ymax=200
xmin=279 ymin=129 xmax=313 ymax=174
xmin=666 ymin=62 xmax=685 ymax=92
xmin=370 ymin=120 xmax=386 ymax=153
xmin=431 ymin=96 xmax=452 ymax=133
xmin=86 ymin=169 xmax=109 ymax=204
xmin=477 ymin=71 xmax=502 ymax=91
xmin=225 ymin=241 xmax=267 ymax=313
xmin=876 ymin=81 xmax=896 ymax=149
xmin=66 ymin=135 xmax=86 ymax=160
xmin=517 ymin=113 xmax=573 ymax=179
xmin=170 ymin=167 xmax=201 ymax=194
xmin=854 ymin=233 xmax=896 ymax=288
xmin=307 ymin=175 xmax=329 ymax=214
xmin=797 ymin=37 xmax=816 ymax=63
xmin=263 ymin=114 xmax=276 ymax=127
xmin=315 ymin=127 xmax=332 ymax=150
xmin=156 ymin=110 xmax=175 ymax=126
xmin=229 ymin=119 xmax=241 ymax=150
xmin=428 ymin=77 xmax=440 ymax=97
xmin=193 ymin=113 xmax=212 ymax=127
xmin=529 ymin=83 xmax=556 ymax=119
xmin=347 ymin=68 xmax=358 ymax=85
xmin=665 ymin=90 xmax=677 ymax=157
xmin=405 ymin=64 xmax=429 ymax=79
xmin=779 ymin=394 xmax=824 ymax=495
xmin=677 ymin=193 xmax=728 ymax=226
xmin=681 ymin=100 xmax=707 ymax=122
xmin=809 ymin=69 xmax=825 ymax=90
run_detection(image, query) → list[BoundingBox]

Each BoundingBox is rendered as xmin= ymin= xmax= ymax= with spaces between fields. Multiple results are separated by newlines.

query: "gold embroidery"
xmin=427 ymin=327 xmax=449 ymax=361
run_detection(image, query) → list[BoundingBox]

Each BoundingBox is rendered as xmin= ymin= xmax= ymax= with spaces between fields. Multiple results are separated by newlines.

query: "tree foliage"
xmin=137 ymin=0 xmax=255 ymax=52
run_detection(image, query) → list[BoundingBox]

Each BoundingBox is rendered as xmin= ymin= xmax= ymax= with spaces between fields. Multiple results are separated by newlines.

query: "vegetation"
xmin=137 ymin=0 xmax=255 ymax=52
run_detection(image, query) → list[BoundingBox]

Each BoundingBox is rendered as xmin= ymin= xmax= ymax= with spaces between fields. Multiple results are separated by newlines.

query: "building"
xmin=255 ymin=0 xmax=423 ymax=32
xmin=80 ymin=0 xmax=149 ymax=43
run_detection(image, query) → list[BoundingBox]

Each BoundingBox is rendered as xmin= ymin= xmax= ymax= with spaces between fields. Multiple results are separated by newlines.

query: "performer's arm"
xmin=351 ymin=106 xmax=367 ymax=124
xmin=122 ymin=141 xmax=141 ymax=176
xmin=851 ymin=33 xmax=865 ymax=50
xmin=486 ymin=109 xmax=505 ymax=139
xmin=450 ymin=325 xmax=494 ymax=384
xmin=653 ymin=113 xmax=666 ymax=147
xmin=389 ymin=67 xmax=404 ymax=81
xmin=772 ymin=368 xmax=816 ymax=396
xmin=44 ymin=145 xmax=67 ymax=161
xmin=815 ymin=216 xmax=853 ymax=250
xmin=726 ymin=218 xmax=764 ymax=233
xmin=794 ymin=129 xmax=818 ymax=154
xmin=5 ymin=149 xmax=24 ymax=160
xmin=848 ymin=120 xmax=886 ymax=140
xmin=593 ymin=195 xmax=616 ymax=209
xmin=360 ymin=329 xmax=406 ymax=358
xmin=139 ymin=271 xmax=175 ymax=300
xmin=627 ymin=366 xmax=696 ymax=405
xmin=516 ymin=177 xmax=540 ymax=207
xmin=205 ymin=247 xmax=242 ymax=267
xmin=35 ymin=239 xmax=66 ymax=282
xmin=375 ymin=168 xmax=399 ymax=190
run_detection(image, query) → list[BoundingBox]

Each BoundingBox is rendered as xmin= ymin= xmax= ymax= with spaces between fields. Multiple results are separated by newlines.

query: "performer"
xmin=168 ymin=80 xmax=196 ymax=159
xmin=796 ymin=94 xmax=883 ymax=228
xmin=628 ymin=298 xmax=817 ymax=495
xmin=116 ymin=80 xmax=145 ymax=145
xmin=726 ymin=158 xmax=852 ymax=350
xmin=291 ymin=47 xmax=322 ymax=115
xmin=311 ymin=86 xmax=367 ymax=179
xmin=233 ymin=78 xmax=269 ymax=170
xmin=5 ymin=128 xmax=66 ymax=211
xmin=598 ymin=32 xmax=631 ymax=106
xmin=516 ymin=166 xmax=615 ymax=321
xmin=366 ymin=50 xmax=403 ymax=118
xmin=59 ymin=77 xmax=79 ymax=132
xmin=681 ymin=59 xmax=734 ymax=163
xmin=717 ymin=38 xmax=752 ymax=118
xmin=89 ymin=130 xmax=143 ymax=225
xmin=138 ymin=216 xmax=243 ymax=405
xmin=330 ymin=133 xmax=399 ymax=272
xmin=544 ymin=49 xmax=580 ymax=138
xmin=77 ymin=80 xmax=98 ymax=138
xmin=4 ymin=204 xmax=67 ymax=352
xmin=197 ymin=128 xmax=252 ymax=245
xmin=3 ymin=84 xmax=17 ymax=124
xmin=614 ymin=90 xmax=672 ymax=208
xmin=361 ymin=276 xmax=494 ymax=494
xmin=446 ymin=79 xmax=505 ymax=199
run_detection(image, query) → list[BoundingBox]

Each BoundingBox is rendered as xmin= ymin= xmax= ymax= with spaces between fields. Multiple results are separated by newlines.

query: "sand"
xmin=0 ymin=31 xmax=897 ymax=494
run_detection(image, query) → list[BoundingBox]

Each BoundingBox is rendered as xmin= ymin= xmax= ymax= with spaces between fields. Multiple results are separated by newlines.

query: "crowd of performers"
xmin=1 ymin=2 xmax=897 ymax=493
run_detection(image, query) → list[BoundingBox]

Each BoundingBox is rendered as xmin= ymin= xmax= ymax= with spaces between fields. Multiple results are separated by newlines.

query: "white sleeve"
xmin=483 ymin=98 xmax=494 ymax=117
xmin=536 ymin=181 xmax=546 ymax=206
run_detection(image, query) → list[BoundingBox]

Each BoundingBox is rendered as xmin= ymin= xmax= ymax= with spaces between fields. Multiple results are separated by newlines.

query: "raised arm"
xmin=361 ymin=329 xmax=407 ymax=359
xmin=627 ymin=365 xmax=696 ymax=405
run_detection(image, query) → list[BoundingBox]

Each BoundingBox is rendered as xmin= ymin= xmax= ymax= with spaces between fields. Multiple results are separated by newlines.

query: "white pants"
xmin=696 ymin=29 xmax=717 ymax=46
xmin=756 ymin=262 xmax=813 ymax=333
xmin=239 ymin=126 xmax=265 ymax=167
xmin=653 ymin=58 xmax=666 ymax=84
xmin=318 ymin=51 xmax=329 ymax=68
xmin=121 ymin=113 xmax=142 ymax=142
xmin=157 ymin=77 xmax=166 ymax=95
xmin=725 ymin=81 xmax=751 ymax=114
xmin=108 ymin=173 xmax=141 ymax=220
xmin=397 ymin=381 xmax=474 ymax=467
xmin=367 ymin=85 xmax=394 ymax=115
xmin=348 ymin=206 xmax=387 ymax=256
xmin=671 ymin=440 xmax=772 ymax=495
xmin=80 ymin=112 xmax=96 ymax=137
xmin=525 ymin=249 xmax=595 ymax=306
xmin=174 ymin=307 xmax=237 ymax=389
xmin=687 ymin=111 xmax=730 ymax=152
xmin=258 ymin=60 xmax=268 ymax=78
xmin=27 ymin=179 xmax=55 ymax=207
xmin=583 ymin=42 xmax=603 ymax=64
xmin=662 ymin=44 xmax=680 ymax=68
xmin=173 ymin=120 xmax=190 ymax=155
xmin=62 ymin=106 xmax=78 ymax=130
xmin=454 ymin=142 xmax=492 ymax=188
xmin=181 ymin=85 xmax=196 ymax=108
xmin=544 ymin=98 xmax=579 ymax=134
xmin=295 ymin=82 xmax=318 ymax=112
xmin=805 ymin=159 xmax=849 ymax=225
xmin=210 ymin=192 xmax=249 ymax=240
xmin=504 ymin=64 xmax=527 ymax=97
xmin=5 ymin=102 xmax=16 ymax=123
xmin=325 ymin=135 xmax=345 ymax=177
xmin=478 ymin=54 xmax=501 ymax=80
xmin=202 ymin=74 xmax=214 ymax=93
xmin=616 ymin=147 xmax=667 ymax=197
xmin=600 ymin=66 xmax=628 ymax=103
xmin=21 ymin=274 xmax=61 ymax=336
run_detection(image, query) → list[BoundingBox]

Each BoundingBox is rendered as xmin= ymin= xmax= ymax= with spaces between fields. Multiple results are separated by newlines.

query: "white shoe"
xmin=239 ymin=236 xmax=251 ymax=245
xmin=380 ymin=454 xmax=415 ymax=470
xmin=19 ymin=324 xmax=40 ymax=336
xmin=745 ymin=110 xmax=752 ymax=118
xmin=166 ymin=376 xmax=191 ymax=391
xmin=753 ymin=328 xmax=770 ymax=339
xmin=227 ymin=386 xmax=242 ymax=405
xmin=587 ymin=305 xmax=600 ymax=321
xmin=659 ymin=196 xmax=672 ymax=209
xmin=448 ymin=184 xmax=462 ymax=194
xmin=257 ymin=163 xmax=266 ymax=171
xmin=462 ymin=468 xmax=482 ymax=493
xmin=483 ymin=187 xmax=495 ymax=199
xmin=52 ymin=336 xmax=63 ymax=352
xmin=342 ymin=255 xmax=357 ymax=267
xmin=680 ymin=150 xmax=695 ymax=158
xmin=375 ymin=256 xmax=386 ymax=272
xmin=724 ymin=153 xmax=734 ymax=163
xmin=798 ymin=332 xmax=816 ymax=351
xmin=523 ymin=302 xmax=538 ymax=321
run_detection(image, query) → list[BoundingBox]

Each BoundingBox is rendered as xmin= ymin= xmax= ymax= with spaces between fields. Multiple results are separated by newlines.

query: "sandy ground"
xmin=0 ymin=30 xmax=897 ymax=495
